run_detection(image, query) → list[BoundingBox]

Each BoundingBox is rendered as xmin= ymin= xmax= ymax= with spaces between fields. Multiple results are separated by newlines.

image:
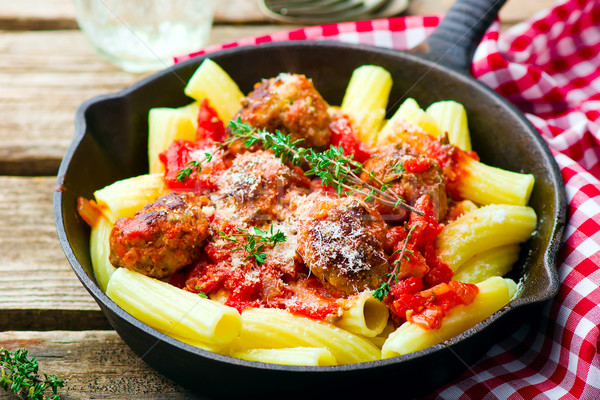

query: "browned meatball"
xmin=109 ymin=192 xmax=210 ymax=279
xmin=295 ymin=194 xmax=388 ymax=295
xmin=236 ymin=73 xmax=332 ymax=149
xmin=362 ymin=144 xmax=447 ymax=221
xmin=212 ymin=150 xmax=310 ymax=223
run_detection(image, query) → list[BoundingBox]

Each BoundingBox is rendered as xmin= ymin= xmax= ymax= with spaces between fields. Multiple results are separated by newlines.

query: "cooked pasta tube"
xmin=106 ymin=268 xmax=242 ymax=347
xmin=335 ymin=290 xmax=389 ymax=337
xmin=367 ymin=322 xmax=396 ymax=349
xmin=231 ymin=347 xmax=337 ymax=366
xmin=93 ymin=173 xmax=167 ymax=223
xmin=90 ymin=215 xmax=117 ymax=292
xmin=381 ymin=276 xmax=514 ymax=357
xmin=340 ymin=65 xmax=392 ymax=144
xmin=148 ymin=104 xmax=198 ymax=174
xmin=162 ymin=331 xmax=231 ymax=355
xmin=379 ymin=97 xmax=440 ymax=141
xmin=436 ymin=204 xmax=537 ymax=272
xmin=426 ymin=100 xmax=472 ymax=151
xmin=184 ymin=58 xmax=244 ymax=122
xmin=458 ymin=157 xmax=535 ymax=206
xmin=452 ymin=244 xmax=521 ymax=284
xmin=236 ymin=308 xmax=381 ymax=364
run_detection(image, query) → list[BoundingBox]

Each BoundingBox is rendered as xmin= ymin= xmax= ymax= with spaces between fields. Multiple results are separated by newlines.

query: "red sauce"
xmin=159 ymin=100 xmax=228 ymax=192
xmin=159 ymin=139 xmax=228 ymax=192
xmin=329 ymin=114 xmax=371 ymax=163
xmin=403 ymin=157 xmax=432 ymax=173
xmin=175 ymin=243 xmax=342 ymax=319
xmin=76 ymin=196 xmax=103 ymax=228
xmin=169 ymin=219 xmax=342 ymax=319
xmin=196 ymin=99 xmax=226 ymax=146
xmin=390 ymin=279 xmax=478 ymax=330
xmin=383 ymin=194 xmax=474 ymax=327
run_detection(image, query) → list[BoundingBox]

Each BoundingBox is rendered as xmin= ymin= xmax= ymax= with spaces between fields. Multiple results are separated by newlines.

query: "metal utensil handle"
xmin=414 ymin=0 xmax=507 ymax=72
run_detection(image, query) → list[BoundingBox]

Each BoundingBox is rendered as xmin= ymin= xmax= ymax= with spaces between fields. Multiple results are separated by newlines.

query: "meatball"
xmin=362 ymin=145 xmax=447 ymax=221
xmin=235 ymin=73 xmax=332 ymax=149
xmin=212 ymin=150 xmax=310 ymax=223
xmin=296 ymin=194 xmax=388 ymax=295
xmin=109 ymin=192 xmax=210 ymax=279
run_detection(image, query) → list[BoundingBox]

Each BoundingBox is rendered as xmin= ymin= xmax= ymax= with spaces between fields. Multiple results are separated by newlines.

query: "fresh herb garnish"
xmin=390 ymin=160 xmax=404 ymax=174
xmin=175 ymin=152 xmax=214 ymax=182
xmin=0 ymin=347 xmax=65 ymax=400
xmin=218 ymin=225 xmax=287 ymax=265
xmin=227 ymin=119 xmax=423 ymax=215
xmin=373 ymin=224 xmax=418 ymax=301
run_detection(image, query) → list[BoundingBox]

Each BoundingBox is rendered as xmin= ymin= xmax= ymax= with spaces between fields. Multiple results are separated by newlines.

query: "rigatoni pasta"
xmin=148 ymin=104 xmax=198 ymax=174
xmin=79 ymin=58 xmax=539 ymax=367
xmin=231 ymin=347 xmax=337 ymax=366
xmin=89 ymin=215 xmax=117 ymax=292
xmin=93 ymin=173 xmax=167 ymax=223
xmin=425 ymin=100 xmax=471 ymax=151
xmin=335 ymin=290 xmax=389 ymax=337
xmin=184 ymin=58 xmax=244 ymax=122
xmin=379 ymin=97 xmax=441 ymax=140
xmin=107 ymin=268 xmax=242 ymax=348
xmin=452 ymin=244 xmax=521 ymax=284
xmin=340 ymin=65 xmax=392 ymax=144
xmin=235 ymin=308 xmax=381 ymax=364
xmin=381 ymin=276 xmax=515 ymax=358
xmin=435 ymin=204 xmax=537 ymax=272
xmin=457 ymin=157 xmax=535 ymax=206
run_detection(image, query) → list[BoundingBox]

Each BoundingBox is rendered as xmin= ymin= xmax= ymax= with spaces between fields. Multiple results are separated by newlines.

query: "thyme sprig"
xmin=176 ymin=151 xmax=214 ymax=182
xmin=373 ymin=224 xmax=418 ymax=301
xmin=218 ymin=225 xmax=287 ymax=265
xmin=227 ymin=119 xmax=422 ymax=215
xmin=0 ymin=347 xmax=65 ymax=400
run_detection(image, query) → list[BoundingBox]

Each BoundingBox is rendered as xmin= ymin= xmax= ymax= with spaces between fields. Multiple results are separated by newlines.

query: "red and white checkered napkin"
xmin=176 ymin=0 xmax=600 ymax=397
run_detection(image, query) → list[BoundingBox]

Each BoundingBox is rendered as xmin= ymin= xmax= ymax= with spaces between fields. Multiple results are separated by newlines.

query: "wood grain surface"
xmin=0 ymin=331 xmax=204 ymax=399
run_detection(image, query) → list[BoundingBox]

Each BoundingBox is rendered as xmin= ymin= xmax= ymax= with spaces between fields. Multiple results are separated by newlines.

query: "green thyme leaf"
xmin=218 ymin=225 xmax=286 ymax=266
xmin=373 ymin=282 xmax=391 ymax=302
xmin=226 ymin=118 xmax=424 ymax=216
xmin=0 ymin=347 xmax=65 ymax=400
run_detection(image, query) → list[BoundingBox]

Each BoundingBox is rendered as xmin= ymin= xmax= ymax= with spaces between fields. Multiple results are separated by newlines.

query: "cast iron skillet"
xmin=55 ymin=0 xmax=566 ymax=398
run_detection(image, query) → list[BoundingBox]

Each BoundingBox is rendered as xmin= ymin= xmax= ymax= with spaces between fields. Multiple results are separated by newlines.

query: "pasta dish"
xmin=77 ymin=59 xmax=537 ymax=366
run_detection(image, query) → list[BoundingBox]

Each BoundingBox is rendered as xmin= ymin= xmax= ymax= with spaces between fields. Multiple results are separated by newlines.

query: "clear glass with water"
xmin=73 ymin=0 xmax=216 ymax=73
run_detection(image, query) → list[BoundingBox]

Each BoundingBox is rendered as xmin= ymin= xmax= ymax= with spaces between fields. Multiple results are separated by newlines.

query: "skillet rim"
xmin=54 ymin=39 xmax=567 ymax=374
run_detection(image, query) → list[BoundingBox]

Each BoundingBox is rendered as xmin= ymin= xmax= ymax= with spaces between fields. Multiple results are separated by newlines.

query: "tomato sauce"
xmin=156 ymin=97 xmax=479 ymax=326
xmin=196 ymin=99 xmax=226 ymax=146
xmin=391 ymin=280 xmax=479 ymax=330
xmin=329 ymin=114 xmax=371 ymax=163
xmin=383 ymin=194 xmax=476 ymax=326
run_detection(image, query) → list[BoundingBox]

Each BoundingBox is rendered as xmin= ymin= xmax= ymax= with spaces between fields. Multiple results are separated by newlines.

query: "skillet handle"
xmin=411 ymin=0 xmax=507 ymax=73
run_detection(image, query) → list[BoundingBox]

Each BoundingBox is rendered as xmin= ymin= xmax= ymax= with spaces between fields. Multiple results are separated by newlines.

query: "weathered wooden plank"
xmin=0 ymin=330 xmax=204 ymax=399
xmin=0 ymin=176 xmax=111 ymax=330
xmin=0 ymin=176 xmax=91 ymax=309
xmin=0 ymin=0 xmax=269 ymax=30
xmin=0 ymin=0 xmax=555 ymax=30
xmin=0 ymin=25 xmax=291 ymax=176
xmin=0 ymin=0 xmax=78 ymax=30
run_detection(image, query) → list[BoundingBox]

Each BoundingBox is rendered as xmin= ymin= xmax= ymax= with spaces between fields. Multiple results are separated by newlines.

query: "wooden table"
xmin=0 ymin=0 xmax=556 ymax=398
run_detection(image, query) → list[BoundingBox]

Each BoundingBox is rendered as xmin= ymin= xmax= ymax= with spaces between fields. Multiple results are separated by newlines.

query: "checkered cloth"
xmin=176 ymin=0 xmax=600 ymax=397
